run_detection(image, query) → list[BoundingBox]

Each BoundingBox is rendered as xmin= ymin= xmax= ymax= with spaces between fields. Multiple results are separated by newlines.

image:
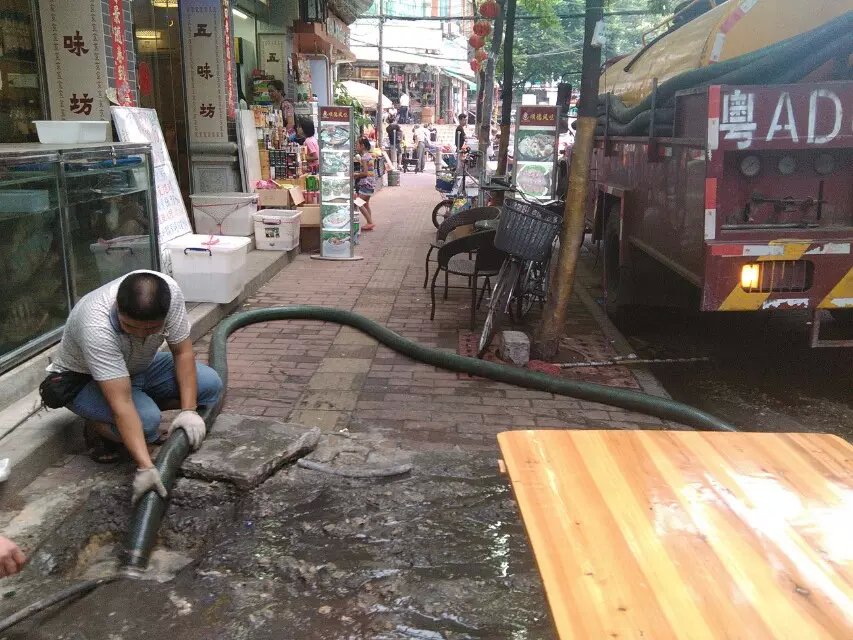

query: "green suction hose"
xmin=123 ymin=305 xmax=735 ymax=570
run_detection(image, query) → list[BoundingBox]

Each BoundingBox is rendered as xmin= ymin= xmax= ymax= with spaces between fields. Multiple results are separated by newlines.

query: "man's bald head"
xmin=116 ymin=272 xmax=171 ymax=321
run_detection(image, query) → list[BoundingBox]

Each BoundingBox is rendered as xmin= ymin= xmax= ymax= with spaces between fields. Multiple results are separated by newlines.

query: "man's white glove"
xmin=169 ymin=410 xmax=206 ymax=450
xmin=132 ymin=467 xmax=167 ymax=505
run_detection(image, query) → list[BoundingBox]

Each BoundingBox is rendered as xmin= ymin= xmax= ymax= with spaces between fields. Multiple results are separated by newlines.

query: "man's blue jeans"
xmin=68 ymin=353 xmax=223 ymax=443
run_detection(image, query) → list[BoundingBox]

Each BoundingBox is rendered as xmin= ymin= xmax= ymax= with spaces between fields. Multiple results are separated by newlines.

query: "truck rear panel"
xmin=702 ymin=82 xmax=853 ymax=312
xmin=591 ymin=81 xmax=853 ymax=316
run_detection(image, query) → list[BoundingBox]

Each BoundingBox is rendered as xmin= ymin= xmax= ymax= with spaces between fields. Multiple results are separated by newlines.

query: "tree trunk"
xmin=532 ymin=0 xmax=603 ymax=360
xmin=476 ymin=1 xmax=506 ymax=182
xmin=494 ymin=0 xmax=518 ymax=198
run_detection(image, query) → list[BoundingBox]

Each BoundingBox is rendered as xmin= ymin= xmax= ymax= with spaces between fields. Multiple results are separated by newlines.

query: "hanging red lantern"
xmin=479 ymin=0 xmax=499 ymax=19
xmin=474 ymin=49 xmax=488 ymax=63
xmin=473 ymin=21 xmax=492 ymax=37
xmin=470 ymin=59 xmax=481 ymax=72
xmin=468 ymin=33 xmax=485 ymax=49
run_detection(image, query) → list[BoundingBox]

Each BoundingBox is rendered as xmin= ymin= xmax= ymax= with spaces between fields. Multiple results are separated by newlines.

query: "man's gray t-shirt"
xmin=49 ymin=270 xmax=191 ymax=381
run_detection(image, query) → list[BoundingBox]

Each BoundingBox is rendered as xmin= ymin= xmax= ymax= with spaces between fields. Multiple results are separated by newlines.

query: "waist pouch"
xmin=39 ymin=371 xmax=93 ymax=408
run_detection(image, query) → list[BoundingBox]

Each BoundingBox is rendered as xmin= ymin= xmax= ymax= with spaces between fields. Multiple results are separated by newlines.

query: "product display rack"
xmin=313 ymin=106 xmax=361 ymax=262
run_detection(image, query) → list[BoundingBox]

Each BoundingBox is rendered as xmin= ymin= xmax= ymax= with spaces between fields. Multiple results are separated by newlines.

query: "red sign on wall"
xmin=519 ymin=106 xmax=557 ymax=127
xmin=320 ymin=106 xmax=351 ymax=122
xmin=108 ymin=0 xmax=134 ymax=106
xmin=222 ymin=0 xmax=235 ymax=119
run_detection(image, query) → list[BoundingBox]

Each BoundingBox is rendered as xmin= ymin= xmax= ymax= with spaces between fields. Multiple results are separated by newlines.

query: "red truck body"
xmin=589 ymin=82 xmax=853 ymax=333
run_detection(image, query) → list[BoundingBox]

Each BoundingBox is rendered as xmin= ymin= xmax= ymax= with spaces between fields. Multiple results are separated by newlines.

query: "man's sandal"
xmin=83 ymin=422 xmax=123 ymax=464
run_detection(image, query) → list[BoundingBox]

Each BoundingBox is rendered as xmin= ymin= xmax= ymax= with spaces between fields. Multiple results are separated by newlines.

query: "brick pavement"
xmin=197 ymin=170 xmax=662 ymax=448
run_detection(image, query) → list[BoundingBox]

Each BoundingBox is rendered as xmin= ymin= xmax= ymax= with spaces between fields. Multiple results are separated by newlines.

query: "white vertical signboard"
xmin=111 ymin=107 xmax=193 ymax=244
xmin=258 ymin=33 xmax=287 ymax=82
xmin=39 ymin=0 xmax=110 ymax=120
xmin=181 ymin=0 xmax=228 ymax=143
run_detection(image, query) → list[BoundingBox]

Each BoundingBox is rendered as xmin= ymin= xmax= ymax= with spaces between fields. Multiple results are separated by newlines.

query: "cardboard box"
xmin=258 ymin=185 xmax=304 ymax=208
xmin=300 ymin=225 xmax=321 ymax=253
xmin=298 ymin=204 xmax=321 ymax=226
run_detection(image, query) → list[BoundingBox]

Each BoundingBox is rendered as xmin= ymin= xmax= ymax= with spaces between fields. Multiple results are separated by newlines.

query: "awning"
xmin=442 ymin=70 xmax=476 ymax=90
xmin=341 ymin=80 xmax=393 ymax=110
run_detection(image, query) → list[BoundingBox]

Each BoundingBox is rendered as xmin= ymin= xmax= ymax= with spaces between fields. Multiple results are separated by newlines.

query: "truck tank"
xmin=601 ymin=0 xmax=853 ymax=107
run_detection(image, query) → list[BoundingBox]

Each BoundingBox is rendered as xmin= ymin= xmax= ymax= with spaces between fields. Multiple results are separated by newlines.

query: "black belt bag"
xmin=39 ymin=371 xmax=93 ymax=409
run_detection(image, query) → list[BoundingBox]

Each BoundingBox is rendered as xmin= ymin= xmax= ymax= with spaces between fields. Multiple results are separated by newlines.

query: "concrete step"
xmin=0 ymin=246 xmax=296 ymax=507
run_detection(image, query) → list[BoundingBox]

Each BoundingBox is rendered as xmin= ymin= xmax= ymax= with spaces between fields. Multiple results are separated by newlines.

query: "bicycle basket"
xmin=494 ymin=197 xmax=563 ymax=261
xmin=435 ymin=173 xmax=455 ymax=192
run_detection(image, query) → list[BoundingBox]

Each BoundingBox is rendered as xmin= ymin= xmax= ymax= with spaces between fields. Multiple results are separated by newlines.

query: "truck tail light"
xmin=741 ymin=264 xmax=760 ymax=290
xmin=740 ymin=261 xmax=813 ymax=293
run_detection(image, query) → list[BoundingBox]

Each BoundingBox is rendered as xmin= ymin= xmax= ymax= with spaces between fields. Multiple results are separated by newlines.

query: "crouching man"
xmin=46 ymin=270 xmax=223 ymax=504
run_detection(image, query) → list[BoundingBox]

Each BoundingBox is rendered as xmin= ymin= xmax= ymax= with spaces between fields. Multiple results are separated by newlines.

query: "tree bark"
xmin=494 ymin=0 xmax=518 ymax=192
xmin=532 ymin=0 xmax=603 ymax=360
xmin=476 ymin=1 xmax=506 ymax=182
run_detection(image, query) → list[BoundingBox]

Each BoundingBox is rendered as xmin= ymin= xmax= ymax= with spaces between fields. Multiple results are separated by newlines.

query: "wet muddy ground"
xmin=0 ymin=449 xmax=552 ymax=639
xmin=579 ymin=246 xmax=853 ymax=441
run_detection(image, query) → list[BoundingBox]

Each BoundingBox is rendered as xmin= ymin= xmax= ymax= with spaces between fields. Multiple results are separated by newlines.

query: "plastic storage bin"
xmin=190 ymin=192 xmax=258 ymax=236
xmin=253 ymin=210 xmax=300 ymax=251
xmin=0 ymin=189 xmax=50 ymax=215
xmin=163 ymin=234 xmax=251 ymax=303
xmin=90 ymin=235 xmax=153 ymax=282
xmin=33 ymin=121 xmax=111 ymax=144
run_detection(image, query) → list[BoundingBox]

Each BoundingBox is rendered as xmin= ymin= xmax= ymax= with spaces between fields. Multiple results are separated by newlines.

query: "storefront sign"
xmin=318 ymin=106 xmax=357 ymax=260
xmin=181 ymin=0 xmax=227 ymax=143
xmin=512 ymin=105 xmax=559 ymax=201
xmin=111 ymin=107 xmax=193 ymax=243
xmin=222 ymin=0 xmax=235 ymax=119
xmin=39 ymin=0 xmax=109 ymax=120
xmin=258 ymin=33 xmax=287 ymax=82
xmin=108 ymin=0 xmax=134 ymax=106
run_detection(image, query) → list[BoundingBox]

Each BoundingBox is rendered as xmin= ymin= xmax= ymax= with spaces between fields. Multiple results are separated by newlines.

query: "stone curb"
xmin=573 ymin=264 xmax=672 ymax=400
xmin=0 ymin=247 xmax=297 ymax=507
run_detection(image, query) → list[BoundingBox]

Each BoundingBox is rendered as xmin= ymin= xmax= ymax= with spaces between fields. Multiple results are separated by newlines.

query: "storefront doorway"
xmin=0 ymin=0 xmax=47 ymax=142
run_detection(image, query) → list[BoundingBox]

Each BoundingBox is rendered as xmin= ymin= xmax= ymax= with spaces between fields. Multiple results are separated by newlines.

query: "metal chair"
xmin=430 ymin=230 xmax=506 ymax=328
xmin=423 ymin=206 xmax=501 ymax=289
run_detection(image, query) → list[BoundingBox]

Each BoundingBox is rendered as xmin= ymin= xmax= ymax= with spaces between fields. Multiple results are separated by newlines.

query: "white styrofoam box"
xmin=33 ymin=120 xmax=111 ymax=144
xmin=191 ymin=192 xmax=258 ymax=237
xmin=253 ymin=210 xmax=300 ymax=251
xmin=90 ymin=235 xmax=153 ymax=283
xmin=0 ymin=189 xmax=50 ymax=215
xmin=163 ymin=234 xmax=251 ymax=303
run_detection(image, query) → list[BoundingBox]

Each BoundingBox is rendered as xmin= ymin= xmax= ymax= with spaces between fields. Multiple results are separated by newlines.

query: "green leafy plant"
xmin=334 ymin=82 xmax=373 ymax=132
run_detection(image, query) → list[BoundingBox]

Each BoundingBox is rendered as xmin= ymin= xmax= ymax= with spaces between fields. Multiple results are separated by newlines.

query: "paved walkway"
xmin=198 ymin=170 xmax=662 ymax=447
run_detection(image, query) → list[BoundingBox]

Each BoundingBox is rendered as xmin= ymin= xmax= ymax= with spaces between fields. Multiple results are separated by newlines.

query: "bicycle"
xmin=477 ymin=188 xmax=564 ymax=358
xmin=432 ymin=150 xmax=481 ymax=228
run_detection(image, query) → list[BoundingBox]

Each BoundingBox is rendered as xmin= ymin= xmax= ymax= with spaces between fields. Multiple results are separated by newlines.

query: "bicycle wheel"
xmin=432 ymin=199 xmax=452 ymax=228
xmin=512 ymin=261 xmax=539 ymax=321
xmin=477 ymin=260 xmax=520 ymax=358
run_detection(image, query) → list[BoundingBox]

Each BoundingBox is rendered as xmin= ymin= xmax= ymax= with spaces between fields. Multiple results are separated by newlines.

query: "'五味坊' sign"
xmin=39 ymin=0 xmax=110 ymax=120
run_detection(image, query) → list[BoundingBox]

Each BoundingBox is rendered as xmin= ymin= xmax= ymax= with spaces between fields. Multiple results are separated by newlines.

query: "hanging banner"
xmin=107 ymin=0 xmax=134 ymax=106
xmin=258 ymin=34 xmax=287 ymax=82
xmin=181 ymin=0 xmax=228 ymax=143
xmin=512 ymin=105 xmax=559 ymax=201
xmin=317 ymin=106 xmax=360 ymax=261
xmin=111 ymin=107 xmax=193 ymax=243
xmin=222 ymin=0 xmax=236 ymax=119
xmin=39 ymin=0 xmax=110 ymax=120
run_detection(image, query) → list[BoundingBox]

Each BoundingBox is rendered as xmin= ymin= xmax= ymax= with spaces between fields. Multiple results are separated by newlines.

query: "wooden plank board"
xmin=497 ymin=430 xmax=853 ymax=640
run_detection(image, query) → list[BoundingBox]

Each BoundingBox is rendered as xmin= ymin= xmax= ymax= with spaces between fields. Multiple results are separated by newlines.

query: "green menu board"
xmin=512 ymin=106 xmax=559 ymax=201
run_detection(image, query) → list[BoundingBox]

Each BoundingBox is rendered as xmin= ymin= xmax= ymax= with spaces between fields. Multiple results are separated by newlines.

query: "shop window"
xmin=299 ymin=0 xmax=327 ymax=23
xmin=131 ymin=0 xmax=191 ymax=202
xmin=0 ymin=1 xmax=46 ymax=142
